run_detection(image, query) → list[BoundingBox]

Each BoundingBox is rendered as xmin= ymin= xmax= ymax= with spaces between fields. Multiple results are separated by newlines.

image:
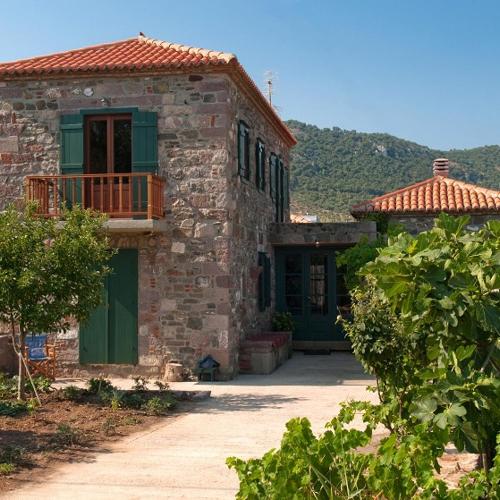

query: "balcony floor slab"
xmin=104 ymin=219 xmax=168 ymax=233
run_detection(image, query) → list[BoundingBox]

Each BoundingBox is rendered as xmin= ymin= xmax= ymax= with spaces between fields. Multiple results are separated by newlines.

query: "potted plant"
xmin=271 ymin=312 xmax=295 ymax=358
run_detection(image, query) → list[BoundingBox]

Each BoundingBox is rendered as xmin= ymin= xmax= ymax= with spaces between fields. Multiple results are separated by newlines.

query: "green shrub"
xmin=132 ymin=376 xmax=148 ymax=391
xmin=271 ymin=312 xmax=295 ymax=332
xmin=142 ymin=395 xmax=176 ymax=415
xmin=123 ymin=416 xmax=141 ymax=426
xmin=228 ymin=402 xmax=500 ymax=499
xmin=0 ymin=463 xmax=15 ymax=475
xmin=31 ymin=375 xmax=53 ymax=393
xmin=359 ymin=215 xmax=500 ymax=467
xmin=61 ymin=385 xmax=84 ymax=401
xmin=50 ymin=424 xmax=84 ymax=447
xmin=121 ymin=392 xmax=145 ymax=409
xmin=101 ymin=417 xmax=117 ymax=436
xmin=87 ymin=377 xmax=114 ymax=395
xmin=0 ymin=446 xmax=26 ymax=475
xmin=154 ymin=380 xmax=169 ymax=392
xmin=0 ymin=372 xmax=15 ymax=399
xmin=0 ymin=446 xmax=24 ymax=465
xmin=0 ymin=400 xmax=29 ymax=416
xmin=99 ymin=389 xmax=124 ymax=410
xmin=0 ymin=372 xmax=52 ymax=399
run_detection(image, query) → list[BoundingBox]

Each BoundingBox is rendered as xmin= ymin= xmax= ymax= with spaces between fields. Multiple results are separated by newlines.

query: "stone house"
xmin=351 ymin=158 xmax=500 ymax=233
xmin=0 ymin=35 xmax=374 ymax=379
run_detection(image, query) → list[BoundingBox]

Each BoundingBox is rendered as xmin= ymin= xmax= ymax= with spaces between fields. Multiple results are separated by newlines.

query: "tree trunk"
xmin=17 ymin=330 xmax=26 ymax=400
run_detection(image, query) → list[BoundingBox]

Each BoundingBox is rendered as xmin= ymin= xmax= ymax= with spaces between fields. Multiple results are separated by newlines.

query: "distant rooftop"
xmin=351 ymin=158 xmax=500 ymax=216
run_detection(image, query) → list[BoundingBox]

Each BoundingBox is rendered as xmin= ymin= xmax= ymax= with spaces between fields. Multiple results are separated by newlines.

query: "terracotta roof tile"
xmin=0 ymin=36 xmax=236 ymax=76
xmin=351 ymin=176 xmax=500 ymax=216
xmin=0 ymin=35 xmax=297 ymax=147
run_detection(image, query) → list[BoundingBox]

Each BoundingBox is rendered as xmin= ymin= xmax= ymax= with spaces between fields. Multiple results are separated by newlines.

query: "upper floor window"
xmin=270 ymin=156 xmax=288 ymax=222
xmin=255 ymin=139 xmax=266 ymax=191
xmin=85 ymin=114 xmax=132 ymax=174
xmin=238 ymin=121 xmax=250 ymax=180
xmin=277 ymin=157 xmax=284 ymax=222
xmin=269 ymin=153 xmax=277 ymax=201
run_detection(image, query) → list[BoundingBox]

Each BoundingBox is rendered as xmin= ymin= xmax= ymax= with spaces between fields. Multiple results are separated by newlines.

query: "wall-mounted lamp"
xmin=100 ymin=97 xmax=111 ymax=106
xmin=315 ymin=239 xmax=320 ymax=248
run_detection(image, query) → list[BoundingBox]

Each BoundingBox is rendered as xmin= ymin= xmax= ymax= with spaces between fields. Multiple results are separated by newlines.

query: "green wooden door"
xmin=276 ymin=247 xmax=344 ymax=342
xmin=80 ymin=249 xmax=138 ymax=364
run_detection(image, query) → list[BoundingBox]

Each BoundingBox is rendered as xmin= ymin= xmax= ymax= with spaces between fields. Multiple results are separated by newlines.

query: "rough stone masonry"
xmin=0 ymin=71 xmax=291 ymax=379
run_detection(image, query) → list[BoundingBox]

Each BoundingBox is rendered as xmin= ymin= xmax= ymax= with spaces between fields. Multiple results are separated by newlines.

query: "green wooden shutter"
xmin=255 ymin=142 xmax=261 ymax=188
xmin=60 ymin=114 xmax=84 ymax=175
xmin=132 ymin=111 xmax=158 ymax=173
xmin=256 ymin=141 xmax=266 ymax=191
xmin=278 ymin=159 xmax=284 ymax=222
xmin=261 ymin=144 xmax=266 ymax=191
xmin=79 ymin=281 xmax=109 ymax=364
xmin=270 ymin=154 xmax=277 ymax=201
xmin=284 ymin=167 xmax=290 ymax=211
xmin=108 ymin=249 xmax=138 ymax=364
xmin=238 ymin=121 xmax=250 ymax=179
xmin=238 ymin=123 xmax=244 ymax=175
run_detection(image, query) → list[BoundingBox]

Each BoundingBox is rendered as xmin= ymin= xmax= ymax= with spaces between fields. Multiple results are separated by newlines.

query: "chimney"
xmin=433 ymin=158 xmax=449 ymax=177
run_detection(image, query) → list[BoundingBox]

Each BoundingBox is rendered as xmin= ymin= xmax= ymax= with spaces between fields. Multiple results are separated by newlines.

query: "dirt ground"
xmin=0 ymin=390 xmax=184 ymax=493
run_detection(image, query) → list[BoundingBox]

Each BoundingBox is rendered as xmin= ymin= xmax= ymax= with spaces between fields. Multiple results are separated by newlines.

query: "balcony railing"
xmin=25 ymin=173 xmax=165 ymax=220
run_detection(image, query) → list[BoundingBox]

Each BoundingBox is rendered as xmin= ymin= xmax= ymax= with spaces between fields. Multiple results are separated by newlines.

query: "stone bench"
xmin=239 ymin=332 xmax=292 ymax=375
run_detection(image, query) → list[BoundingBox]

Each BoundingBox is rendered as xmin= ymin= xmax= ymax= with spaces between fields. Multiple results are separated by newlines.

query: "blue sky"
xmin=1 ymin=0 xmax=499 ymax=150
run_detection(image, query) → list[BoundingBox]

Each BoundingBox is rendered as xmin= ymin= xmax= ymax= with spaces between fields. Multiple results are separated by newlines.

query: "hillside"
xmin=286 ymin=120 xmax=500 ymax=216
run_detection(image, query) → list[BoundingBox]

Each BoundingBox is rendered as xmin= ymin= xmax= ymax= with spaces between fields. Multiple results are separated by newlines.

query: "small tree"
xmin=352 ymin=214 xmax=500 ymax=468
xmin=0 ymin=204 xmax=113 ymax=399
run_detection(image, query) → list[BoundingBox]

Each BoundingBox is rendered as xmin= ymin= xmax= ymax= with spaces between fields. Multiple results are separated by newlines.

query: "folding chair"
xmin=23 ymin=334 xmax=56 ymax=380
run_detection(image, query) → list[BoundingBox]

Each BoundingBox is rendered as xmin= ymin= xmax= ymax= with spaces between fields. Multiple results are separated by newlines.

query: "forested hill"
xmin=286 ymin=120 xmax=500 ymax=216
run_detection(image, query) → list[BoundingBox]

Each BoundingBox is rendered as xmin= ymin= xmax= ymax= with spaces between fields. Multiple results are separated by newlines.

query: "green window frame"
xmin=255 ymin=139 xmax=266 ymax=191
xmin=238 ymin=120 xmax=250 ymax=180
xmin=60 ymin=108 xmax=158 ymax=175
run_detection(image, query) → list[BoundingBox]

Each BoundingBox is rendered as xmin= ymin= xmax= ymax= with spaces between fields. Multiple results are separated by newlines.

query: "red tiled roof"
xmin=0 ymin=35 xmax=297 ymax=146
xmin=351 ymin=176 xmax=500 ymax=216
xmin=0 ymin=35 xmax=236 ymax=76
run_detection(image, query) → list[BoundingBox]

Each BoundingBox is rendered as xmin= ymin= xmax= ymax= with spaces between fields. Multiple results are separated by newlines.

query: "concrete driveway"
xmin=5 ymin=352 xmax=377 ymax=499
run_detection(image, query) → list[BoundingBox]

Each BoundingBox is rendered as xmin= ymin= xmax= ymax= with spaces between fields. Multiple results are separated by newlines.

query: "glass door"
xmin=276 ymin=247 xmax=344 ymax=343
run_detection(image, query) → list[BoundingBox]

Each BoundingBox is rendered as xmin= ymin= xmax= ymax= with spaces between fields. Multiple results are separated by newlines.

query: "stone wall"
xmin=387 ymin=214 xmax=500 ymax=234
xmin=269 ymin=221 xmax=377 ymax=246
xmin=225 ymin=78 xmax=291 ymax=355
xmin=0 ymin=70 xmax=293 ymax=379
xmin=0 ymin=73 xmax=251 ymax=378
xmin=0 ymin=335 xmax=17 ymax=374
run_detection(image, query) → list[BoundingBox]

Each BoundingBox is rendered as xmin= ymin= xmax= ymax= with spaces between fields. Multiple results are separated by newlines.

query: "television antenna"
xmin=263 ymin=70 xmax=277 ymax=106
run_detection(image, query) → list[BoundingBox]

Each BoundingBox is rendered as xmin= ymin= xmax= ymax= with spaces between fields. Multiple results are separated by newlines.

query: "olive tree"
xmin=0 ymin=204 xmax=113 ymax=399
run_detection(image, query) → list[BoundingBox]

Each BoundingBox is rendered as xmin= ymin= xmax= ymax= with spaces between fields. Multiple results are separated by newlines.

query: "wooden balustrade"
xmin=25 ymin=173 xmax=165 ymax=219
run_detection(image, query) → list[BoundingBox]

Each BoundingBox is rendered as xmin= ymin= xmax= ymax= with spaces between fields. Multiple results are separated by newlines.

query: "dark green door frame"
xmin=275 ymin=246 xmax=345 ymax=344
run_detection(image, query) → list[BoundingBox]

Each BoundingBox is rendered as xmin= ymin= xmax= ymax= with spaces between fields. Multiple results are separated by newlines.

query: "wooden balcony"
xmin=25 ymin=173 xmax=166 ymax=220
